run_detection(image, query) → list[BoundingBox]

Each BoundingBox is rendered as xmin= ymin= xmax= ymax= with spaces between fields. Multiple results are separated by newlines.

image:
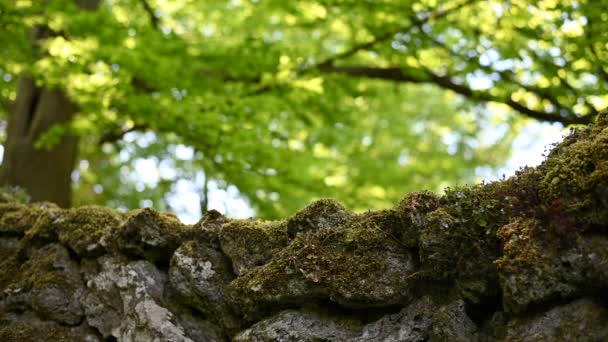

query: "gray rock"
xmin=498 ymin=230 xmax=608 ymax=313
xmin=3 ymin=243 xmax=84 ymax=325
xmin=83 ymin=256 xmax=193 ymax=341
xmin=285 ymin=199 xmax=353 ymax=239
xmin=234 ymin=309 xmax=360 ymax=342
xmin=169 ymin=240 xmax=238 ymax=332
xmin=429 ymin=299 xmax=477 ymax=342
xmin=114 ymin=208 xmax=188 ymax=263
xmin=357 ymin=296 xmax=437 ymax=342
xmin=501 ymin=298 xmax=608 ymax=341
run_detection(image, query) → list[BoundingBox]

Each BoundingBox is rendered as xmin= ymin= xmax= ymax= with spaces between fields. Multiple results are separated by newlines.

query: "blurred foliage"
xmin=0 ymin=0 xmax=606 ymax=218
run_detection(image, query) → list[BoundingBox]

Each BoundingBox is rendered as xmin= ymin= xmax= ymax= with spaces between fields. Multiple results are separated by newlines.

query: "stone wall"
xmin=0 ymin=113 xmax=607 ymax=341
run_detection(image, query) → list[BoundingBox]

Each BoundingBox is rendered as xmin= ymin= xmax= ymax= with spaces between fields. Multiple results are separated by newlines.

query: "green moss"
xmin=394 ymin=191 xmax=440 ymax=247
xmin=56 ymin=205 xmax=124 ymax=257
xmin=113 ymin=207 xmax=190 ymax=263
xmin=0 ymin=255 xmax=21 ymax=291
xmin=19 ymin=203 xmax=65 ymax=250
xmin=0 ymin=202 xmax=42 ymax=236
xmin=285 ymin=198 xmax=353 ymax=239
xmin=4 ymin=245 xmax=68 ymax=293
xmin=226 ymin=209 xmax=413 ymax=320
xmin=538 ymin=122 xmax=608 ymax=227
xmin=219 ymin=219 xmax=288 ymax=275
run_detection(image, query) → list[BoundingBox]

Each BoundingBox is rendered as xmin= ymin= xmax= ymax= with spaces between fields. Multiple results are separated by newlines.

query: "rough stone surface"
xmin=114 ymin=208 xmax=189 ymax=263
xmin=169 ymin=240 xmax=239 ymax=332
xmin=234 ymin=309 xmax=360 ymax=341
xmin=83 ymin=256 xmax=220 ymax=341
xmin=428 ymin=299 xmax=477 ymax=342
xmin=497 ymin=220 xmax=608 ymax=313
xmin=3 ymin=243 xmax=84 ymax=325
xmin=219 ymin=219 xmax=288 ymax=276
xmin=0 ymin=111 xmax=607 ymax=341
xmin=357 ymin=296 xmax=438 ymax=342
xmin=225 ymin=211 xmax=417 ymax=320
xmin=500 ymin=298 xmax=608 ymax=341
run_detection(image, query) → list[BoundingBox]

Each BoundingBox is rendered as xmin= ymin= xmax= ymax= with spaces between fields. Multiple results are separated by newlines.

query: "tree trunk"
xmin=0 ymin=0 xmax=100 ymax=207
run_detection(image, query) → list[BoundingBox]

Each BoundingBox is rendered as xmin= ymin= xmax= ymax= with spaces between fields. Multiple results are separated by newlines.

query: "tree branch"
xmin=99 ymin=123 xmax=148 ymax=144
xmin=316 ymin=0 xmax=480 ymax=68
xmin=417 ymin=29 xmax=597 ymax=119
xmin=318 ymin=64 xmax=593 ymax=125
xmin=139 ymin=0 xmax=160 ymax=29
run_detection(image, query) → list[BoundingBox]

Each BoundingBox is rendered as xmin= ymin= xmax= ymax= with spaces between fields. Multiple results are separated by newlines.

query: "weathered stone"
xmin=83 ymin=256 xmax=195 ymax=341
xmin=0 ymin=112 xmax=606 ymax=341
xmin=2 ymin=243 xmax=84 ymax=325
xmin=234 ymin=309 xmax=360 ymax=341
xmin=169 ymin=240 xmax=239 ymax=332
xmin=357 ymin=296 xmax=437 ymax=342
xmin=497 ymin=218 xmax=608 ymax=313
xmin=219 ymin=219 xmax=288 ymax=276
xmin=429 ymin=299 xmax=477 ymax=342
xmin=500 ymin=298 xmax=608 ymax=341
xmin=394 ymin=191 xmax=440 ymax=247
xmin=226 ymin=213 xmax=416 ymax=320
xmin=0 ymin=312 xmax=100 ymax=342
xmin=192 ymin=209 xmax=231 ymax=248
xmin=286 ymin=198 xmax=353 ymax=238
xmin=114 ymin=208 xmax=188 ymax=263
xmin=56 ymin=205 xmax=123 ymax=257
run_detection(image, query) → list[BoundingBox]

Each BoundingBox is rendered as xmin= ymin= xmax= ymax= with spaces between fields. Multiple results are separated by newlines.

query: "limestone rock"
xmin=2 ymin=243 xmax=84 ymax=325
xmin=83 ymin=256 xmax=210 ymax=341
xmin=429 ymin=299 xmax=477 ymax=342
xmin=497 ymin=219 xmax=608 ymax=313
xmin=234 ymin=309 xmax=360 ymax=342
xmin=357 ymin=296 xmax=438 ymax=342
xmin=114 ymin=208 xmax=188 ymax=263
xmin=501 ymin=298 xmax=608 ymax=341
xmin=169 ymin=240 xmax=239 ymax=332
xmin=285 ymin=199 xmax=353 ymax=238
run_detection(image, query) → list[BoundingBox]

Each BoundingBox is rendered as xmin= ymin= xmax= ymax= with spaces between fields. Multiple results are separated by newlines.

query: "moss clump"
xmin=285 ymin=199 xmax=353 ymax=239
xmin=538 ymin=119 xmax=608 ymax=227
xmin=225 ymin=210 xmax=415 ymax=321
xmin=192 ymin=209 xmax=231 ymax=247
xmin=55 ymin=205 xmax=124 ymax=257
xmin=18 ymin=203 xmax=65 ymax=251
xmin=495 ymin=217 xmax=608 ymax=313
xmin=394 ymin=191 xmax=440 ymax=247
xmin=2 ymin=243 xmax=84 ymax=324
xmin=0 ymin=202 xmax=41 ymax=236
xmin=113 ymin=207 xmax=190 ymax=263
xmin=219 ymin=219 xmax=288 ymax=276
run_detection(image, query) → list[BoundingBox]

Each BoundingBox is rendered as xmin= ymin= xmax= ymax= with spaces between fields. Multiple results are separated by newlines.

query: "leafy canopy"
xmin=0 ymin=0 xmax=606 ymax=218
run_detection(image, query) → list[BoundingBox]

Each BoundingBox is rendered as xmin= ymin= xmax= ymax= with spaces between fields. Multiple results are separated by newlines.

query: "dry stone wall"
xmin=1 ymin=112 xmax=607 ymax=341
